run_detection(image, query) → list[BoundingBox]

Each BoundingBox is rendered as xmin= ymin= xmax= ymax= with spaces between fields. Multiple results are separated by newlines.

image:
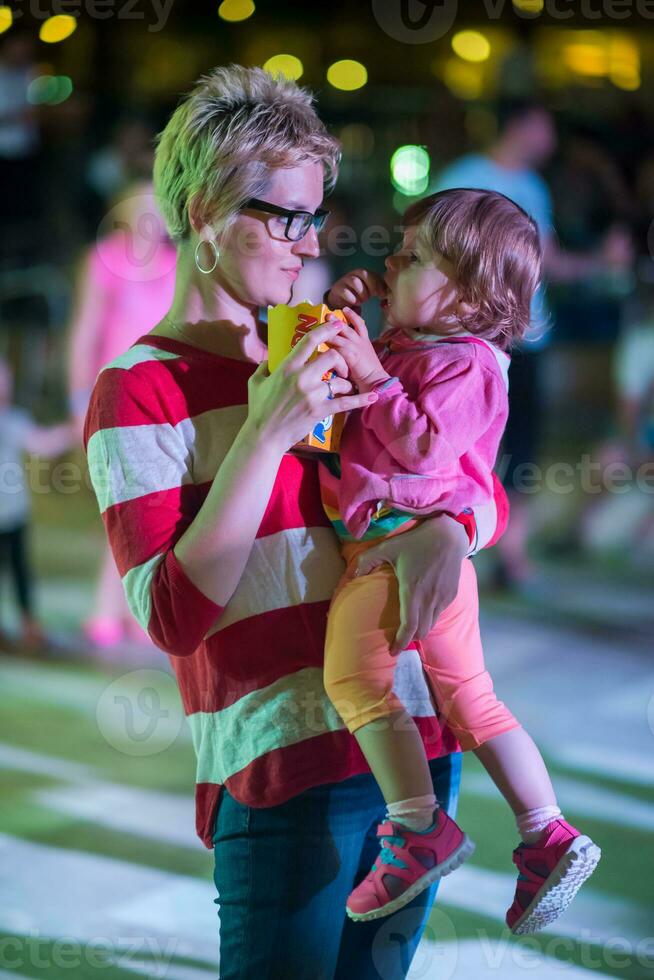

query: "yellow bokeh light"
xmin=451 ymin=30 xmax=491 ymax=64
xmin=564 ymin=43 xmax=607 ymax=77
xmin=512 ymin=0 xmax=544 ymax=12
xmin=0 ymin=6 xmax=12 ymax=34
xmin=39 ymin=14 xmax=77 ymax=44
xmin=442 ymin=58 xmax=483 ymax=100
xmin=611 ymin=71 xmax=641 ymax=91
xmin=326 ymin=60 xmax=368 ymax=92
xmin=218 ymin=0 xmax=255 ymax=22
xmin=263 ymin=53 xmax=303 ymax=81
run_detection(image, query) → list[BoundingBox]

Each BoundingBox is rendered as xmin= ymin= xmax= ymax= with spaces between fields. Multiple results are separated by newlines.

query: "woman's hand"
xmin=353 ymin=515 xmax=469 ymax=655
xmin=326 ymin=268 xmax=386 ymax=309
xmin=327 ymin=307 xmax=391 ymax=392
xmin=246 ymin=321 xmax=378 ymax=454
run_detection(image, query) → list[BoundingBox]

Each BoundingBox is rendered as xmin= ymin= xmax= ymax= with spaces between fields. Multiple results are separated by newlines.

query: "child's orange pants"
xmin=324 ymin=542 xmax=519 ymax=751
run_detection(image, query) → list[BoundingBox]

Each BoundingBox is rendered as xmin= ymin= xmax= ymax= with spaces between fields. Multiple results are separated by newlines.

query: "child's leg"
xmin=417 ymin=559 xmax=558 ymax=841
xmin=326 ymin=559 xmax=476 ymax=921
xmin=475 ymin=730 xmax=558 ymax=841
xmin=324 ymin=563 xmax=435 ymax=823
xmin=8 ymin=523 xmax=34 ymax=618
xmin=85 ymin=543 xmax=128 ymax=646
xmin=419 ymin=559 xmax=600 ymax=934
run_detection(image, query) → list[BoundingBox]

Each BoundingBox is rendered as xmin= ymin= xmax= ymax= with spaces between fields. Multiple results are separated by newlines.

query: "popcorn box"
xmin=268 ymin=301 xmax=346 ymax=453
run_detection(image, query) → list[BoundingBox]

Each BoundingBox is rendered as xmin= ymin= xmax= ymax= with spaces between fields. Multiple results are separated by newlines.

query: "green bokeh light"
xmin=390 ymin=145 xmax=431 ymax=196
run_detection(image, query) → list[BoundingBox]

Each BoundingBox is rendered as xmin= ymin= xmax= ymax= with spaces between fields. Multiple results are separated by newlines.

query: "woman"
xmin=84 ymin=66 xmax=506 ymax=979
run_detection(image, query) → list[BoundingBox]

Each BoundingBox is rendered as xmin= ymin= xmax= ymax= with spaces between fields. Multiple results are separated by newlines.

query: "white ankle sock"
xmin=516 ymin=804 xmax=562 ymax=844
xmin=386 ymin=794 xmax=438 ymax=832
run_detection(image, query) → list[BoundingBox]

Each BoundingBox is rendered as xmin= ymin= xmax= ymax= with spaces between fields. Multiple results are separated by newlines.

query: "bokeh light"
xmin=441 ymin=58 xmax=483 ymax=100
xmin=39 ymin=15 xmax=77 ymax=44
xmin=218 ymin=0 xmax=255 ymax=22
xmin=451 ymin=30 xmax=491 ymax=63
xmin=512 ymin=0 xmax=544 ymax=12
xmin=263 ymin=53 xmax=303 ymax=80
xmin=390 ymin=145 xmax=430 ymax=196
xmin=327 ymin=60 xmax=368 ymax=91
xmin=27 ymin=75 xmax=73 ymax=106
xmin=0 ymin=5 xmax=12 ymax=34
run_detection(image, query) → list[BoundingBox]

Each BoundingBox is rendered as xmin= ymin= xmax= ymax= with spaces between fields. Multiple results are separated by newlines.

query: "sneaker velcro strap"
xmin=376 ymin=821 xmax=396 ymax=836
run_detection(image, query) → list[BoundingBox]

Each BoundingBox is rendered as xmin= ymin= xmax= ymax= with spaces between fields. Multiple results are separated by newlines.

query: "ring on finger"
xmin=324 ymin=379 xmax=334 ymax=400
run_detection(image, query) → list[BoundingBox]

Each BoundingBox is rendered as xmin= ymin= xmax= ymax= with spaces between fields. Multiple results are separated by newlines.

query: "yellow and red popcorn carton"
xmin=267 ymin=301 xmax=346 ymax=453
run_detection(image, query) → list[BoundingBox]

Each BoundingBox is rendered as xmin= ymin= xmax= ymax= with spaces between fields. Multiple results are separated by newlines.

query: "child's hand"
xmin=326 ymin=269 xmax=386 ymax=309
xmin=327 ymin=307 xmax=391 ymax=393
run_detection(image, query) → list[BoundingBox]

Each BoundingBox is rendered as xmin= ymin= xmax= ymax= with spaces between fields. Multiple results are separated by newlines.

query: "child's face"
xmin=382 ymin=226 xmax=461 ymax=334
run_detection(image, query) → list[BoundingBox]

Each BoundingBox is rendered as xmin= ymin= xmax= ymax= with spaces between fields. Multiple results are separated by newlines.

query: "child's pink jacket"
xmin=329 ymin=328 xmax=510 ymax=540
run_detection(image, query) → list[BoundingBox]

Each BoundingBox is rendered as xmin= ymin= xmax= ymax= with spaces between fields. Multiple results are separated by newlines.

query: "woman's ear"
xmin=188 ymin=195 xmax=212 ymax=238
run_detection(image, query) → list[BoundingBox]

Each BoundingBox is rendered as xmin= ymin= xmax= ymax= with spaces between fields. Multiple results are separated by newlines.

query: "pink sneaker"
xmin=346 ymin=808 xmax=475 ymax=921
xmin=507 ymin=819 xmax=601 ymax=934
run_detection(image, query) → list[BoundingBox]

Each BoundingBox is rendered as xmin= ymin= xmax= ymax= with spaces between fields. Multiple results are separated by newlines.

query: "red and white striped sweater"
xmin=84 ymin=333 xmax=507 ymax=849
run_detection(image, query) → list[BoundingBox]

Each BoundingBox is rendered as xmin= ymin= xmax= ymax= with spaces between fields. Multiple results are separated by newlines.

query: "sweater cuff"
xmin=165 ymin=549 xmax=224 ymax=618
xmin=450 ymin=507 xmax=477 ymax=552
xmin=370 ymin=375 xmax=403 ymax=397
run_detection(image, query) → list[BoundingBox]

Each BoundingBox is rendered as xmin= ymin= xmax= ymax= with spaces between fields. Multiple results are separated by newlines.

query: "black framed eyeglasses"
xmin=243 ymin=198 xmax=330 ymax=242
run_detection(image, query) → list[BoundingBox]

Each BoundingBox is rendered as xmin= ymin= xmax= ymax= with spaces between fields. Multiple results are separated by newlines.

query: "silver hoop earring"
xmin=195 ymin=239 xmax=219 ymax=275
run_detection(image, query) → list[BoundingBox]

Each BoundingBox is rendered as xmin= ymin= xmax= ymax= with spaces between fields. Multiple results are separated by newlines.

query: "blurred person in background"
xmin=0 ymin=358 xmax=75 ymax=652
xmin=580 ymin=275 xmax=654 ymax=556
xmin=0 ymin=29 xmax=41 ymax=266
xmin=81 ymin=114 xmax=160 ymax=239
xmin=434 ymin=99 xmax=632 ymax=586
xmin=67 ymin=180 xmax=176 ymax=649
xmin=548 ymin=127 xmax=634 ymax=345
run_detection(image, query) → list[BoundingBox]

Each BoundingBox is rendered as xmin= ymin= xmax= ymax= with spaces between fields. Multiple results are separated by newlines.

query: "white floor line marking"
xmin=118 ymin=961 xmax=217 ymax=980
xmin=415 ymin=937 xmax=618 ymax=979
xmin=33 ymin=783 xmax=203 ymax=850
xmin=549 ymin=744 xmax=654 ymax=788
xmin=0 ymin=742 xmax=97 ymax=782
xmin=0 ymin=660 xmax=193 ymax=742
xmin=437 ymin=864 xmax=648 ymax=948
xmin=0 ymin=742 xmax=202 ymax=850
xmin=0 ymin=833 xmax=218 ymax=969
xmin=464 ymin=771 xmax=654 ymax=832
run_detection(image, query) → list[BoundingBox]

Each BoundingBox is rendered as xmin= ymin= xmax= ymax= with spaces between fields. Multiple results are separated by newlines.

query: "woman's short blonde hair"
xmin=153 ymin=64 xmax=341 ymax=243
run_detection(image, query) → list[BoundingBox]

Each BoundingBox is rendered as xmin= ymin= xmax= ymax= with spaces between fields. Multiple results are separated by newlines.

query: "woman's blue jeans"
xmin=212 ymin=752 xmax=462 ymax=979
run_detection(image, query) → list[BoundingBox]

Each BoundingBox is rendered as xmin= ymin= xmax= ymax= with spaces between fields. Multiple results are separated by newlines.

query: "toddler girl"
xmin=319 ymin=189 xmax=601 ymax=933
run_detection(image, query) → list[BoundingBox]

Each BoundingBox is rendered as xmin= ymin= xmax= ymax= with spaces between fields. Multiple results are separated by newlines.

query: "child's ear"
xmin=456 ymin=298 xmax=478 ymax=320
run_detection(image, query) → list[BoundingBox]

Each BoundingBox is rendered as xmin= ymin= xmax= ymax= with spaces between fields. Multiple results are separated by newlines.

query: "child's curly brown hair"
xmin=403 ymin=188 xmax=543 ymax=350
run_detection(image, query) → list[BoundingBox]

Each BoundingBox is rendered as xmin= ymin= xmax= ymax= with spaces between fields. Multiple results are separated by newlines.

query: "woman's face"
xmin=217 ymin=161 xmax=324 ymax=308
